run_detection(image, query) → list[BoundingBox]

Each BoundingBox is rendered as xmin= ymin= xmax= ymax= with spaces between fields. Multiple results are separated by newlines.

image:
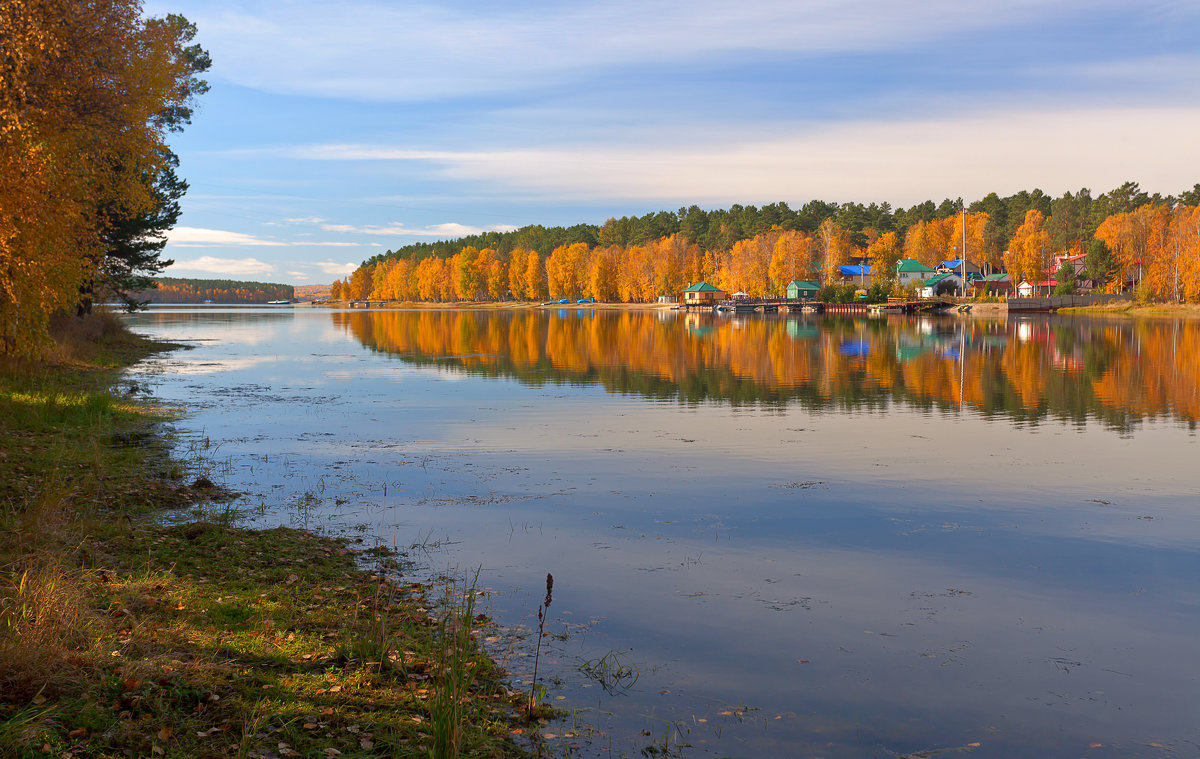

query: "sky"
xmin=144 ymin=0 xmax=1200 ymax=284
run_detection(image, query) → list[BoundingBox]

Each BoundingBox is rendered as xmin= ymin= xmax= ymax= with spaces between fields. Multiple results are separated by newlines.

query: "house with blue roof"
xmin=838 ymin=264 xmax=874 ymax=287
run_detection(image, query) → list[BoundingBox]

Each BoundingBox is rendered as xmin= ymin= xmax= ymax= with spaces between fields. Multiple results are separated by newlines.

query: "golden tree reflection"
xmin=333 ymin=310 xmax=1200 ymax=429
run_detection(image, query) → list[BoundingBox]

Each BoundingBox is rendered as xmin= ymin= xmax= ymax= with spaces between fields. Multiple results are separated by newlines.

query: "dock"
xmin=681 ymin=297 xmax=956 ymax=315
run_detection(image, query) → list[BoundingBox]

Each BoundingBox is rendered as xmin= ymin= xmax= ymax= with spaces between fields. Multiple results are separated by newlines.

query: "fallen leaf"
xmin=157 ymin=727 xmax=172 ymax=741
xmin=328 ymin=685 xmax=342 ymax=693
xmin=67 ymin=728 xmax=87 ymax=739
xmin=303 ymin=723 xmax=317 ymax=730
xmin=32 ymin=694 xmax=47 ymax=705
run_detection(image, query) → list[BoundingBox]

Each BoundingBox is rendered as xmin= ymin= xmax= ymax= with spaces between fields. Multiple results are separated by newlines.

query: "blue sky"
xmin=145 ymin=0 xmax=1200 ymax=283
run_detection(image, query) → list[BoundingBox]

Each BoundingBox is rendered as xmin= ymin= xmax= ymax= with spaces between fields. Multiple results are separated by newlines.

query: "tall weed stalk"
xmin=527 ymin=573 xmax=553 ymax=713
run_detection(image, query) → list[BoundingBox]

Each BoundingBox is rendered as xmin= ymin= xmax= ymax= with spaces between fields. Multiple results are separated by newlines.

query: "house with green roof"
xmin=785 ymin=280 xmax=820 ymax=299
xmin=682 ymin=282 xmax=726 ymax=305
xmin=896 ymin=259 xmax=936 ymax=287
xmin=970 ymin=273 xmax=1012 ymax=295
xmin=916 ymin=273 xmax=963 ymax=298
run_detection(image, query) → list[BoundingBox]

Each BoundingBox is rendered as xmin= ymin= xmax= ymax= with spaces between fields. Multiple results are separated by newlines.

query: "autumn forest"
xmin=334 ymin=183 xmax=1200 ymax=305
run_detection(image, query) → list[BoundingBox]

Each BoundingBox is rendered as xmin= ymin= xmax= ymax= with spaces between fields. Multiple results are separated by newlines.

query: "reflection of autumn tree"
xmin=333 ymin=311 xmax=1200 ymax=429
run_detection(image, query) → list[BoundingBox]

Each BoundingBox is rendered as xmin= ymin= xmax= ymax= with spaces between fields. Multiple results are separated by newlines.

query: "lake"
xmin=124 ymin=306 xmax=1200 ymax=758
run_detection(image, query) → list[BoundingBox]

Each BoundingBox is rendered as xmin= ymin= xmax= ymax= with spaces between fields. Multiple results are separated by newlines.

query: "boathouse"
xmin=786 ymin=280 xmax=821 ymax=299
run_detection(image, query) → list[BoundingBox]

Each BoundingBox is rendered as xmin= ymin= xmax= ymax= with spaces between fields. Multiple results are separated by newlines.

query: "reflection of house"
xmin=786 ymin=280 xmax=820 ymax=299
xmin=786 ymin=321 xmax=819 ymax=340
xmin=897 ymin=259 xmax=936 ymax=286
xmin=838 ymin=265 xmax=874 ymax=287
xmin=917 ymin=273 xmax=963 ymax=297
xmin=682 ymin=282 xmax=726 ymax=304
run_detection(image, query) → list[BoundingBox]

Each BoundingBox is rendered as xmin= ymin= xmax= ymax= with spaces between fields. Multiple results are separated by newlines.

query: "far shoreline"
xmin=284 ymin=298 xmax=1200 ymax=318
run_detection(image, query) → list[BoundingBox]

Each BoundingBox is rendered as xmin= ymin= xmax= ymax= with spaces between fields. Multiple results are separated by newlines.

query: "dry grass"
xmin=0 ymin=564 xmax=98 ymax=701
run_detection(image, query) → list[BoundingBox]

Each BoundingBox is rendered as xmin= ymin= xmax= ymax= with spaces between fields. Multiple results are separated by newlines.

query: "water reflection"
xmin=333 ymin=309 xmax=1200 ymax=432
xmin=123 ymin=307 xmax=1200 ymax=758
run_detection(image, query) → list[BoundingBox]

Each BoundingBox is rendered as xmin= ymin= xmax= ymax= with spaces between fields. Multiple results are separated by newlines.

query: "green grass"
xmin=0 ymin=312 xmax=532 ymax=759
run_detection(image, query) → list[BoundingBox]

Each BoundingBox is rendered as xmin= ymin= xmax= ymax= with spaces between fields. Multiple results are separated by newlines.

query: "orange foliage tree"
xmin=1006 ymin=210 xmax=1052 ymax=293
xmin=1 ymin=0 xmax=195 ymax=355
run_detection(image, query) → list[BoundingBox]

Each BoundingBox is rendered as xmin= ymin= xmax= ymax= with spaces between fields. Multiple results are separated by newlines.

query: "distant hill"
xmin=143 ymin=278 xmax=294 ymax=304
xmin=294 ymin=284 xmax=331 ymax=301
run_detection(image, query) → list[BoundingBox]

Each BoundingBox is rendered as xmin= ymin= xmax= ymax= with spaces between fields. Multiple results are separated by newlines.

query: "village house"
xmin=936 ymin=259 xmax=982 ymax=282
xmin=917 ymin=273 xmax=964 ymax=298
xmin=897 ymin=259 xmax=936 ymax=286
xmin=1016 ymin=279 xmax=1057 ymax=297
xmin=838 ymin=265 xmax=874 ymax=288
xmin=970 ymin=273 xmax=1011 ymax=296
xmin=682 ymin=282 xmax=726 ymax=304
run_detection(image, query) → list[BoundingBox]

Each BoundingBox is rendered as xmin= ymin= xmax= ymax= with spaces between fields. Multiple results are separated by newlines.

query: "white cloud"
xmin=315 ymin=260 xmax=359 ymax=276
xmin=166 ymin=226 xmax=361 ymax=248
xmin=282 ymin=105 xmax=1200 ymax=206
xmin=168 ymin=227 xmax=289 ymax=247
xmin=166 ymin=256 xmax=278 ymax=276
xmin=319 ymin=221 xmax=518 ymax=237
xmin=287 ymin=270 xmax=311 ymax=279
xmin=179 ymin=0 xmax=1147 ymax=101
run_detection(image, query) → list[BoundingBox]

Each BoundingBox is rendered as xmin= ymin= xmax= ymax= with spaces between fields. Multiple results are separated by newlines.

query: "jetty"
xmin=682 ymin=297 xmax=956 ymax=315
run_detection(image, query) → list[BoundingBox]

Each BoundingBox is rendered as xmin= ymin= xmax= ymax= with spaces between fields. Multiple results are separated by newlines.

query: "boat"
xmin=267 ymin=300 xmax=292 ymax=305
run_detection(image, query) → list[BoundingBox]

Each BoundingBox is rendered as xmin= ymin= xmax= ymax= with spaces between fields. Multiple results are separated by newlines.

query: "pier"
xmin=680 ymin=297 xmax=956 ymax=315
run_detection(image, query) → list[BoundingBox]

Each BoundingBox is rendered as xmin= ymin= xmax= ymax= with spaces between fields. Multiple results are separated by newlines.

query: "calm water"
xmin=125 ymin=306 xmax=1200 ymax=759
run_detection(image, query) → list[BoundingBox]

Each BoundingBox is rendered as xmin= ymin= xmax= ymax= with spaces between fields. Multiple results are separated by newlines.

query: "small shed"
xmin=682 ymin=282 xmax=727 ymax=304
xmin=1016 ymin=279 xmax=1057 ymax=297
xmin=786 ymin=280 xmax=821 ymax=299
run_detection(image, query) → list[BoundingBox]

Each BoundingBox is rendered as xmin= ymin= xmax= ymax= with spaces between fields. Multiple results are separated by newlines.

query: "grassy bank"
xmin=0 ymin=312 xmax=531 ymax=758
xmin=1058 ymin=301 xmax=1200 ymax=317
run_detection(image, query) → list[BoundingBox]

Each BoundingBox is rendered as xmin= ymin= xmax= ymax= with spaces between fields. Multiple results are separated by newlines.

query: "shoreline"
xmin=0 ymin=315 xmax=534 ymax=758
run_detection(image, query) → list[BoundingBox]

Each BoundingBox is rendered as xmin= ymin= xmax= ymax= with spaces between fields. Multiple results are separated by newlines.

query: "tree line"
xmin=336 ymin=182 xmax=1200 ymax=304
xmin=1 ymin=1 xmax=208 ymax=356
xmin=144 ymin=278 xmax=293 ymax=304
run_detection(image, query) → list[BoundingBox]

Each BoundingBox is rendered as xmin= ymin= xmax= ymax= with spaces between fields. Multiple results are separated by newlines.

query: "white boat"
xmin=267 ymin=300 xmax=292 ymax=305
